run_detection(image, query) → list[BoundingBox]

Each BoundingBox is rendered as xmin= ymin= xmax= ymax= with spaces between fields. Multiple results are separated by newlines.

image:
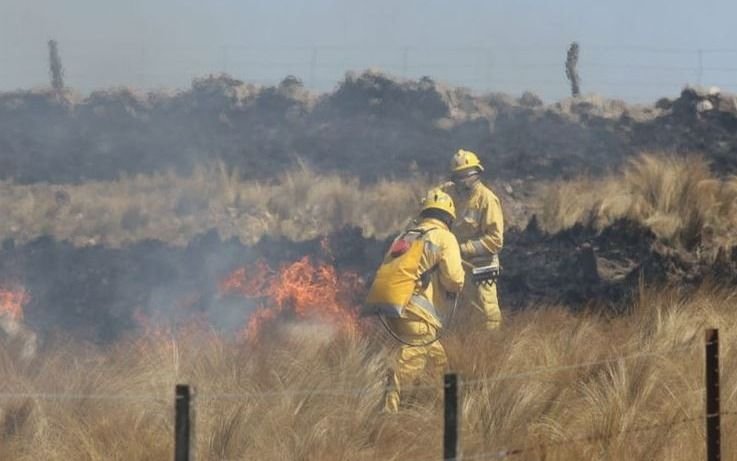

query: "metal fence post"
xmin=175 ymin=384 xmax=191 ymax=461
xmin=444 ymin=373 xmax=460 ymax=461
xmin=706 ymin=329 xmax=721 ymax=461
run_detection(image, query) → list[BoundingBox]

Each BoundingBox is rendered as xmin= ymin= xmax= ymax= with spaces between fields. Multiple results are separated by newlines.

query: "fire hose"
xmin=377 ymin=259 xmax=500 ymax=347
xmin=378 ymin=291 xmax=460 ymax=347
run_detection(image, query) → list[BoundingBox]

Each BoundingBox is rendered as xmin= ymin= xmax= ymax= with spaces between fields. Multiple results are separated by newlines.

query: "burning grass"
xmin=219 ymin=256 xmax=363 ymax=340
xmin=1 ymin=285 xmax=736 ymax=460
xmin=0 ymin=285 xmax=29 ymax=322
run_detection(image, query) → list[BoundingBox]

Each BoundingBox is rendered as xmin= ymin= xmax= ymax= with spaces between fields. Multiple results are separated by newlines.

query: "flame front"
xmin=0 ymin=286 xmax=29 ymax=322
xmin=220 ymin=257 xmax=362 ymax=338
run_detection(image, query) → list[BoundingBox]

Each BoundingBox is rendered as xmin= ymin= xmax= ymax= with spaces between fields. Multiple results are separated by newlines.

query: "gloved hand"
xmin=460 ymin=242 xmax=475 ymax=258
xmin=436 ymin=181 xmax=455 ymax=191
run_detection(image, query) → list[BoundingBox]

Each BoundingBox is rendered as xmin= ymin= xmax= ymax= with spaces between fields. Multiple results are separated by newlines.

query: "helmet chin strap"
xmin=454 ymin=173 xmax=479 ymax=192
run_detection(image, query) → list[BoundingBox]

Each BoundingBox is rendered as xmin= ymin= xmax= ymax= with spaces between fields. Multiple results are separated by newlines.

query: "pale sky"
xmin=1 ymin=0 xmax=736 ymax=102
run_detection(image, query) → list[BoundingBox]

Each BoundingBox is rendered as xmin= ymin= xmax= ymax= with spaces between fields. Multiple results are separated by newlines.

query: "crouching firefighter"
xmin=363 ymin=189 xmax=465 ymax=413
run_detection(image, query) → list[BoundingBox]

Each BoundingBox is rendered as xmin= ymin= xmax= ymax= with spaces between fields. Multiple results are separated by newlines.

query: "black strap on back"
xmin=377 ymin=226 xmax=458 ymax=347
xmin=419 ymin=264 xmax=438 ymax=291
xmin=411 ymin=226 xmax=438 ymax=292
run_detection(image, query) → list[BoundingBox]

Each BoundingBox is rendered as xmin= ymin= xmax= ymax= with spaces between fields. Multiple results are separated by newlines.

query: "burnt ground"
xmin=5 ymin=76 xmax=737 ymax=342
xmin=2 ymin=74 xmax=737 ymax=184
xmin=4 ymin=221 xmax=737 ymax=341
xmin=502 ymin=219 xmax=715 ymax=311
xmin=0 ymin=228 xmax=384 ymax=342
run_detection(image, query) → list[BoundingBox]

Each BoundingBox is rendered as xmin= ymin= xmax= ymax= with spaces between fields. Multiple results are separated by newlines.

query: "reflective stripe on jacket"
xmin=404 ymin=218 xmax=465 ymax=327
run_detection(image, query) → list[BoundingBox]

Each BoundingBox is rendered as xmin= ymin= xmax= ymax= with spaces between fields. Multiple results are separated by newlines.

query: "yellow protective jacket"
xmin=402 ymin=218 xmax=465 ymax=328
xmin=450 ymin=181 xmax=504 ymax=259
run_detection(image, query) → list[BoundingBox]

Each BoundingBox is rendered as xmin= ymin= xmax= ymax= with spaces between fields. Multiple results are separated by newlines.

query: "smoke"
xmin=2 ymin=70 xmax=737 ymax=344
xmin=0 ymin=70 xmax=704 ymax=187
xmin=0 ymin=228 xmax=381 ymax=342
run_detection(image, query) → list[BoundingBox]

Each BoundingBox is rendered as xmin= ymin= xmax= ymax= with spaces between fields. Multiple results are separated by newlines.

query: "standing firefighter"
xmin=448 ymin=149 xmax=504 ymax=331
xmin=364 ymin=189 xmax=464 ymax=413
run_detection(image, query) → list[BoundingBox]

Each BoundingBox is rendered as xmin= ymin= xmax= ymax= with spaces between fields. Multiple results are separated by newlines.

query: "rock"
xmin=519 ymin=91 xmax=543 ymax=108
xmin=697 ymin=100 xmax=714 ymax=113
xmin=717 ymin=95 xmax=737 ymax=114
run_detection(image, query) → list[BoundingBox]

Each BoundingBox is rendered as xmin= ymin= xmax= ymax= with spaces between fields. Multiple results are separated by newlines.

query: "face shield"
xmin=450 ymin=168 xmax=480 ymax=189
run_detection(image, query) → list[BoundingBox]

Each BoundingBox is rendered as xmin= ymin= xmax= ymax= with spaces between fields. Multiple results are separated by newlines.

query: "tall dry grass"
xmin=1 ymin=285 xmax=735 ymax=460
xmin=538 ymin=152 xmax=737 ymax=255
xmin=17 ymin=152 xmax=713 ymax=250
xmin=0 ymin=163 xmax=430 ymax=247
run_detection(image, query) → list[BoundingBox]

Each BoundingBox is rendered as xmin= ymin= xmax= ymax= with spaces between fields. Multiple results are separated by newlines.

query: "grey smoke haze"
xmin=2 ymin=0 xmax=737 ymax=101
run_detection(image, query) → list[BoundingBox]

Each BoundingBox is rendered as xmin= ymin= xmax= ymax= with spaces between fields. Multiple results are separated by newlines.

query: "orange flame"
xmin=219 ymin=256 xmax=362 ymax=339
xmin=0 ymin=286 xmax=30 ymax=322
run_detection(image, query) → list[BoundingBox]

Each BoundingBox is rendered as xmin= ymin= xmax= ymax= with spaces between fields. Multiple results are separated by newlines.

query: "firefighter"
xmin=447 ymin=149 xmax=504 ymax=331
xmin=364 ymin=189 xmax=464 ymax=413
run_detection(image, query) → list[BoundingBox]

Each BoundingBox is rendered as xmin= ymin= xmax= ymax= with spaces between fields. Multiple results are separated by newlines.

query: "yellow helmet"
xmin=421 ymin=188 xmax=456 ymax=220
xmin=451 ymin=149 xmax=484 ymax=173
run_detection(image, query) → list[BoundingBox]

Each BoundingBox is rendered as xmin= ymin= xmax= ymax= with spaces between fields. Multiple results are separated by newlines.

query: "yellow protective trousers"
xmin=450 ymin=181 xmax=504 ymax=331
xmin=461 ymin=269 xmax=501 ymax=331
xmin=383 ymin=310 xmax=448 ymax=413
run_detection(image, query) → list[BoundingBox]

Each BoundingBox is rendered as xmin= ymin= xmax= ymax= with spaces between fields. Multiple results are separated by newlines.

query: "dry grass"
xmin=7 ymin=152 xmax=730 ymax=252
xmin=1 ymin=285 xmax=736 ymax=460
xmin=0 ymin=163 xmax=430 ymax=247
xmin=538 ymin=152 xmax=737 ymax=254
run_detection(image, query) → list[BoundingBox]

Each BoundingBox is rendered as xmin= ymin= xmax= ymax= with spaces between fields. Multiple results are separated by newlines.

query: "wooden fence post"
xmin=444 ymin=373 xmax=460 ymax=461
xmin=175 ymin=384 xmax=192 ymax=461
xmin=705 ymin=329 xmax=721 ymax=461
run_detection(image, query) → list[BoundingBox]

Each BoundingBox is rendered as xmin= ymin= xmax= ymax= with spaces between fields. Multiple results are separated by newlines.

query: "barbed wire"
xmin=455 ymin=416 xmax=700 ymax=460
xmin=501 ymin=415 xmax=704 ymax=459
xmin=482 ymin=411 xmax=737 ymax=460
xmin=0 ymin=344 xmax=698 ymax=402
xmin=5 ymin=43 xmax=736 ymax=54
xmin=223 ymin=409 xmax=734 ymax=461
xmin=4 ymin=41 xmax=737 ymax=94
xmin=0 ymin=345 xmax=728 ymax=461
xmin=460 ymin=344 xmax=695 ymax=388
xmin=4 ymin=61 xmax=737 ymax=74
xmin=0 ymin=392 xmax=168 ymax=402
xmin=412 ymin=410 xmax=737 ymax=461
xmin=196 ymin=343 xmax=697 ymax=400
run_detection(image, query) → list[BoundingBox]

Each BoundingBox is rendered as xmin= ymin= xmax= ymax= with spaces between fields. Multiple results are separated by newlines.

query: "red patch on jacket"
xmin=390 ymin=239 xmax=411 ymax=257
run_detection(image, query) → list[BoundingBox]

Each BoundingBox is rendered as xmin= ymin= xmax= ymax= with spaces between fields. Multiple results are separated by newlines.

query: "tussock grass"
xmin=1 ymin=286 xmax=735 ymax=460
xmin=538 ymin=152 xmax=737 ymax=254
xmin=0 ymin=163 xmax=430 ymax=247
xmin=3 ymin=152 xmax=735 ymax=257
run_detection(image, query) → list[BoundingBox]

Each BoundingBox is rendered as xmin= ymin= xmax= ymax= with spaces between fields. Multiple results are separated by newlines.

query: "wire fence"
xmin=0 ymin=344 xmax=697 ymax=401
xmin=0 ymin=332 xmax=730 ymax=460
xmin=443 ymin=413 xmax=713 ymax=460
xmin=441 ymin=412 xmax=737 ymax=461
xmin=2 ymin=43 xmax=737 ymax=100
